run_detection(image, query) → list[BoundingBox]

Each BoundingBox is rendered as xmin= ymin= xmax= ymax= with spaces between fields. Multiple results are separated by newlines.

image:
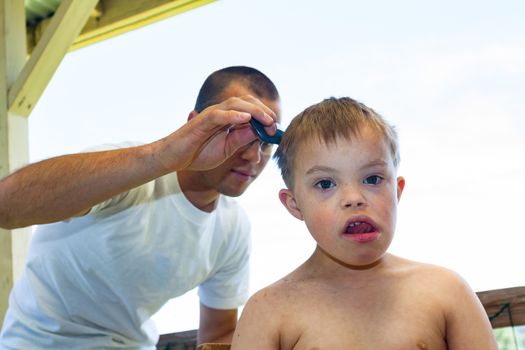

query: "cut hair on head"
xmin=274 ymin=97 xmax=400 ymax=189
xmin=194 ymin=66 xmax=280 ymax=113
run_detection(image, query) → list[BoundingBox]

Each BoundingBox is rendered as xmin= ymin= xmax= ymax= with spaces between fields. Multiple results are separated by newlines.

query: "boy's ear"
xmin=187 ymin=110 xmax=199 ymax=121
xmin=396 ymin=176 xmax=405 ymax=202
xmin=278 ymin=189 xmax=304 ymax=221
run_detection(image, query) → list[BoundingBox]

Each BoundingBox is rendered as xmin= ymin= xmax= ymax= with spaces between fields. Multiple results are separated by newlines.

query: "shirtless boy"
xmin=231 ymin=97 xmax=498 ymax=349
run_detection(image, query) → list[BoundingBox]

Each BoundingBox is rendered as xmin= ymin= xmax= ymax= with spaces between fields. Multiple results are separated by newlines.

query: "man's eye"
xmin=259 ymin=142 xmax=273 ymax=154
xmin=316 ymin=179 xmax=335 ymax=190
xmin=363 ymin=175 xmax=383 ymax=185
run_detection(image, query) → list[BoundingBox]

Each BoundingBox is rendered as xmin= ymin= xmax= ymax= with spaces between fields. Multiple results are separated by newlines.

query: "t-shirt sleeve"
xmin=197 ymin=210 xmax=252 ymax=310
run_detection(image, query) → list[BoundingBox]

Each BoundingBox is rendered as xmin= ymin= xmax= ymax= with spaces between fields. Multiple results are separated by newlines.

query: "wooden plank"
xmin=156 ymin=329 xmax=197 ymax=349
xmin=8 ymin=0 xmax=98 ymax=117
xmin=156 ymin=329 xmax=231 ymax=349
xmin=477 ymin=286 xmax=525 ymax=329
xmin=0 ymin=0 xmax=32 ymax=325
xmin=198 ymin=344 xmax=231 ymax=350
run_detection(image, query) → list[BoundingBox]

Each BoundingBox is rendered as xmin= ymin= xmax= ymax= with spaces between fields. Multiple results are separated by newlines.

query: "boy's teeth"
xmin=346 ymin=221 xmax=374 ymax=234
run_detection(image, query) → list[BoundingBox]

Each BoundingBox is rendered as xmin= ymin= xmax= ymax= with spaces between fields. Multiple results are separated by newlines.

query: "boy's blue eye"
xmin=364 ymin=175 xmax=383 ymax=185
xmin=316 ymin=179 xmax=335 ymax=190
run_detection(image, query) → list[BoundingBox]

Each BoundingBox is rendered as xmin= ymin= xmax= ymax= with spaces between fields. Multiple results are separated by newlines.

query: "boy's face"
xmin=279 ymin=126 xmax=405 ymax=268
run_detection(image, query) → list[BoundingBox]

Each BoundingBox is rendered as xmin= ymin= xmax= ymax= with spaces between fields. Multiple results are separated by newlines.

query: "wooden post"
xmin=0 ymin=0 xmax=31 ymax=326
xmin=1 ymin=0 xmax=99 ymax=325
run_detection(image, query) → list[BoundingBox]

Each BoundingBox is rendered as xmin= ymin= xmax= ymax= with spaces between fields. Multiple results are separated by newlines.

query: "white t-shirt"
xmin=0 ymin=171 xmax=251 ymax=349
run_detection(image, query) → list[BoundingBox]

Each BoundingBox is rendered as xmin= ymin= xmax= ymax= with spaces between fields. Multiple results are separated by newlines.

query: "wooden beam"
xmin=0 ymin=0 xmax=32 ymax=326
xmin=29 ymin=0 xmax=216 ymax=53
xmin=477 ymin=286 xmax=525 ymax=329
xmin=8 ymin=0 xmax=99 ymax=117
xmin=73 ymin=0 xmax=216 ymax=50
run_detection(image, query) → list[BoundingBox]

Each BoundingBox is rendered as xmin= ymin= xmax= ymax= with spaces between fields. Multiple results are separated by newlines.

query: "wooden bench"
xmin=156 ymin=330 xmax=230 ymax=350
xmin=197 ymin=344 xmax=231 ymax=350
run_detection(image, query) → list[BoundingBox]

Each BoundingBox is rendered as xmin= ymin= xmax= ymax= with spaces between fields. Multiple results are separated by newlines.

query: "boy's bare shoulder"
xmin=238 ymin=266 xmax=319 ymax=333
xmin=233 ymin=271 xmax=310 ymax=350
xmin=246 ymin=269 xmax=308 ymax=308
xmin=391 ymin=255 xmax=480 ymax=309
xmin=394 ymin=256 xmax=472 ymax=289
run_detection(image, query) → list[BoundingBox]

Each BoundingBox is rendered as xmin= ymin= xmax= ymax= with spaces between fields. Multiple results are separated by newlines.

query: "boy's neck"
xmin=307 ymin=245 xmax=393 ymax=276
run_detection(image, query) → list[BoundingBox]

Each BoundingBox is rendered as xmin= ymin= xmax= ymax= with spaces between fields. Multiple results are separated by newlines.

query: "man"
xmin=0 ymin=66 xmax=281 ymax=349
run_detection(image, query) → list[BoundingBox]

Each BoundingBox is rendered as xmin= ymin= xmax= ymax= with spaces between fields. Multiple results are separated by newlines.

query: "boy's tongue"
xmin=344 ymin=221 xmax=380 ymax=243
xmin=346 ymin=222 xmax=374 ymax=234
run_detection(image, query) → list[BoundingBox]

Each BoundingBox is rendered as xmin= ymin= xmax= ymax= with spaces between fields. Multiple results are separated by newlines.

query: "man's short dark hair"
xmin=194 ymin=66 xmax=280 ymax=112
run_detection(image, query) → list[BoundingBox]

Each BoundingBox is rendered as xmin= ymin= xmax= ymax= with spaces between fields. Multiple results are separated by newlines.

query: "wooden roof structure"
xmin=0 ymin=0 xmax=214 ymax=325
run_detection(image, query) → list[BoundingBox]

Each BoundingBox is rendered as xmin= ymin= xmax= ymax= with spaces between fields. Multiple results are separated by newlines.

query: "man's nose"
xmin=240 ymin=140 xmax=262 ymax=163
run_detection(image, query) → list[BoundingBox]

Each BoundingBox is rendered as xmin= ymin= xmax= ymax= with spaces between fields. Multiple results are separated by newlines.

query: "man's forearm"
xmin=0 ymin=96 xmax=277 ymax=229
xmin=0 ymin=144 xmax=167 ymax=229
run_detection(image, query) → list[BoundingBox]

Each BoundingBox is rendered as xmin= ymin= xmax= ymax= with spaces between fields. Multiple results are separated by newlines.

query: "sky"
xmin=27 ymin=0 xmax=525 ymax=334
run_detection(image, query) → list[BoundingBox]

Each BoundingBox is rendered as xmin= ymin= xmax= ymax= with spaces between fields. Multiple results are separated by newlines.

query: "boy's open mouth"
xmin=343 ymin=218 xmax=381 ymax=243
xmin=345 ymin=221 xmax=376 ymax=234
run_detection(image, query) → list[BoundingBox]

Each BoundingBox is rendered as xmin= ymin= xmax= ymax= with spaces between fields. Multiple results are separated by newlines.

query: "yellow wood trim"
xmin=72 ymin=0 xmax=216 ymax=51
xmin=28 ymin=0 xmax=216 ymax=53
xmin=8 ymin=0 xmax=99 ymax=117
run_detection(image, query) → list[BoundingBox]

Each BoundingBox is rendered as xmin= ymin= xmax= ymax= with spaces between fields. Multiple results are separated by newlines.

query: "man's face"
xmin=196 ymin=82 xmax=282 ymax=197
xmin=280 ymin=126 xmax=405 ymax=268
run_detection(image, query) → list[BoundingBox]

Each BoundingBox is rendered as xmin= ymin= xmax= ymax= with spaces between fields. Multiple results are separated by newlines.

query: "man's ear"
xmin=396 ymin=176 xmax=406 ymax=202
xmin=279 ymin=189 xmax=304 ymax=221
xmin=187 ymin=110 xmax=199 ymax=121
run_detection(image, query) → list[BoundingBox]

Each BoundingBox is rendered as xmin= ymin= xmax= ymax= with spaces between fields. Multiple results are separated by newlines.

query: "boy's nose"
xmin=340 ymin=187 xmax=366 ymax=208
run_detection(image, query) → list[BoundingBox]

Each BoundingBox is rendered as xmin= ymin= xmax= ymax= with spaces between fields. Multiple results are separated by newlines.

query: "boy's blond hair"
xmin=274 ymin=97 xmax=400 ymax=189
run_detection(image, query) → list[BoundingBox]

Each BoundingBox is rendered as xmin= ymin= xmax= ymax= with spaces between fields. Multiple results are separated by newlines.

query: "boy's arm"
xmin=444 ymin=273 xmax=499 ymax=349
xmin=231 ymin=290 xmax=281 ymax=350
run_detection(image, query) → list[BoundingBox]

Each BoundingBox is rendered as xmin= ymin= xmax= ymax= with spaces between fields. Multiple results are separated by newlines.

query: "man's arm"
xmin=444 ymin=273 xmax=499 ymax=349
xmin=197 ymin=303 xmax=238 ymax=345
xmin=0 ymin=95 xmax=277 ymax=229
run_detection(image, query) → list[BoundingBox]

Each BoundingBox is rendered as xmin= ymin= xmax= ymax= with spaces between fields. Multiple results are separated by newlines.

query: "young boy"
xmin=231 ymin=97 xmax=498 ymax=349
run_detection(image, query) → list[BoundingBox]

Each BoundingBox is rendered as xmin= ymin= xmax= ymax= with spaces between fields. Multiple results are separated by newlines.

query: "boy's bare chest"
xmin=278 ymin=286 xmax=447 ymax=350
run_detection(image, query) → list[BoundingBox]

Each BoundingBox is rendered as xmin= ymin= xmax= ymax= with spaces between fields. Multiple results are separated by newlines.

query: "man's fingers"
xmin=217 ymin=96 xmax=277 ymax=126
xmin=224 ymin=125 xmax=258 ymax=156
xmin=263 ymin=123 xmax=277 ymax=136
xmin=196 ymin=108 xmax=251 ymax=132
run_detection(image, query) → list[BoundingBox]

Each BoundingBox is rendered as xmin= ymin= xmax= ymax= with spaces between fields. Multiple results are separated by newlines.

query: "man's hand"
xmin=152 ymin=95 xmax=278 ymax=172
